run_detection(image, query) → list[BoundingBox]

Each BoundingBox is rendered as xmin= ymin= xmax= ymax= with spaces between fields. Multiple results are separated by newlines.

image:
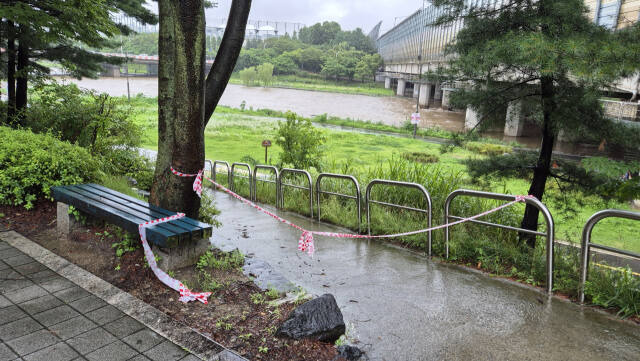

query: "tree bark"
xmin=149 ymin=0 xmax=206 ymax=219
xmin=520 ymin=76 xmax=556 ymax=248
xmin=15 ymin=36 xmax=28 ymax=126
xmin=6 ymin=21 xmax=16 ymax=124
xmin=203 ymin=0 xmax=251 ymax=125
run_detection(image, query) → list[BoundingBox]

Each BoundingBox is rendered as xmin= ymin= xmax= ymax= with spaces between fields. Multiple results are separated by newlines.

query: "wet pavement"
xmin=210 ymin=191 xmax=640 ymax=361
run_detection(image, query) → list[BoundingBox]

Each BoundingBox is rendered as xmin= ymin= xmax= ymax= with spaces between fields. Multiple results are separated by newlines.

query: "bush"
xmin=0 ymin=127 xmax=102 ymax=208
xmin=401 ymin=152 xmax=439 ymax=164
xmin=464 ymin=141 xmax=512 ymax=156
xmin=276 ymin=111 xmax=326 ymax=170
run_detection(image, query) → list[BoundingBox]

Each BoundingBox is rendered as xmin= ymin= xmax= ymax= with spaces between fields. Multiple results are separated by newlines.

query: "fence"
xmin=230 ymin=163 xmax=253 ymax=200
xmin=212 ymin=161 xmax=231 ymax=187
xmin=253 ymin=165 xmax=279 ymax=206
xmin=578 ymin=209 xmax=640 ymax=303
xmin=316 ymin=173 xmax=362 ymax=233
xmin=279 ymin=168 xmax=314 ymax=217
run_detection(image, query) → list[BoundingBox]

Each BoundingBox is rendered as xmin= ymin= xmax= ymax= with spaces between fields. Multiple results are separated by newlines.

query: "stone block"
xmin=152 ymin=237 xmax=210 ymax=271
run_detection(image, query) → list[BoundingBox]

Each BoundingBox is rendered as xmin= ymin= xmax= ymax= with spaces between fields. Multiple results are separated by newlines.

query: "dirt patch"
xmin=1 ymin=201 xmax=341 ymax=360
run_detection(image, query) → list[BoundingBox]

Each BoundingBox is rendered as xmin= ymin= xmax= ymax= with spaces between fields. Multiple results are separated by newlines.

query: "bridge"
xmin=374 ymin=0 xmax=640 ymax=136
xmin=98 ymin=53 xmax=214 ymax=77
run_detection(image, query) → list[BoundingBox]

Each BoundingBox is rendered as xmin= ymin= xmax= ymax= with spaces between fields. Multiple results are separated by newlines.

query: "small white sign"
xmin=411 ymin=112 xmax=421 ymax=125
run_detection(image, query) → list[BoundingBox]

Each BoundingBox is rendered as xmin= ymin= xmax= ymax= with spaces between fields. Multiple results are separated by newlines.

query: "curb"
xmin=0 ymin=230 xmax=249 ymax=361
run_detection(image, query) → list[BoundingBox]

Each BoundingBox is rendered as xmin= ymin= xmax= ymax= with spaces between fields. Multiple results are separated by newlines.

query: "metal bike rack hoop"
xmin=316 ymin=173 xmax=361 ymax=233
xmin=204 ymin=160 xmax=213 ymax=179
xmin=253 ymin=165 xmax=279 ymax=206
xmin=365 ymin=179 xmax=432 ymax=255
xmin=444 ymin=189 xmax=555 ymax=294
xmin=230 ymin=162 xmax=253 ymax=199
xmin=578 ymin=209 xmax=640 ymax=303
xmin=212 ymin=160 xmax=231 ymax=188
xmin=278 ymin=168 xmax=313 ymax=217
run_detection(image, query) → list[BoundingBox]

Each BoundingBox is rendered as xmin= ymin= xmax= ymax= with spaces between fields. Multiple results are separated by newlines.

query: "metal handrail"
xmin=230 ymin=162 xmax=253 ymax=199
xmin=204 ymin=160 xmax=213 ymax=179
xmin=212 ymin=160 xmax=231 ymax=188
xmin=316 ymin=173 xmax=361 ymax=233
xmin=444 ymin=189 xmax=555 ymax=293
xmin=253 ymin=165 xmax=279 ymax=206
xmin=279 ymin=168 xmax=313 ymax=217
xmin=366 ymin=179 xmax=432 ymax=255
xmin=578 ymin=209 xmax=640 ymax=303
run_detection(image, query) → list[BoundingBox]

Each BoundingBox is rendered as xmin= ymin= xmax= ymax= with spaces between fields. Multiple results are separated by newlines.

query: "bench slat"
xmin=52 ymin=186 xmax=178 ymax=247
xmin=64 ymin=186 xmax=193 ymax=243
xmin=74 ymin=184 xmax=202 ymax=239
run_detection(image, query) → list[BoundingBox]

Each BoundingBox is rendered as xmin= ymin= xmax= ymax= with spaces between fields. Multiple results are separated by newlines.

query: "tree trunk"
xmin=149 ymin=0 xmax=206 ymax=219
xmin=15 ymin=36 xmax=28 ymax=126
xmin=6 ymin=21 xmax=16 ymax=124
xmin=520 ymin=76 xmax=556 ymax=248
xmin=203 ymin=0 xmax=251 ymax=125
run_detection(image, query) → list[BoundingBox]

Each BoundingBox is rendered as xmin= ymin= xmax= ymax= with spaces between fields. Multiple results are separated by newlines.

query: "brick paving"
xmin=0 ymin=240 xmax=200 ymax=361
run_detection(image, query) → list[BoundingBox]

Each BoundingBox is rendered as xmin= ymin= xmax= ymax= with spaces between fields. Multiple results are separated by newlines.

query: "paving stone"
xmin=14 ymin=262 xmax=49 ymax=276
xmin=0 ymin=247 xmax=25 ymax=260
xmin=179 ymin=355 xmax=202 ymax=361
xmin=69 ymin=295 xmax=107 ymax=314
xmin=85 ymin=340 xmax=138 ymax=361
xmin=27 ymin=269 xmax=56 ymax=281
xmin=6 ymin=328 xmax=60 ymax=356
xmin=4 ymin=254 xmax=35 ymax=267
xmin=53 ymin=287 xmax=91 ymax=304
xmin=0 ymin=342 xmax=18 ymax=360
xmin=0 ymin=316 xmax=43 ymax=341
xmin=19 ymin=294 xmax=64 ymax=315
xmin=33 ymin=305 xmax=80 ymax=327
xmin=103 ymin=316 xmax=144 ymax=339
xmin=5 ymin=284 xmax=49 ymax=304
xmin=0 ymin=241 xmax=11 ymax=250
xmin=0 ymin=305 xmax=28 ymax=326
xmin=85 ymin=305 xmax=124 ymax=325
xmin=0 ymin=294 xmax=11 ymax=308
xmin=0 ymin=260 xmax=10 ymax=270
xmin=48 ymin=316 xmax=97 ymax=340
xmin=122 ymin=329 xmax=165 ymax=353
xmin=143 ymin=340 xmax=188 ymax=361
xmin=38 ymin=276 xmax=75 ymax=293
xmin=0 ymin=277 xmax=35 ymax=294
xmin=22 ymin=342 xmax=79 ymax=361
xmin=67 ymin=328 xmax=117 ymax=355
xmin=128 ymin=355 xmax=152 ymax=361
xmin=0 ymin=268 xmax=23 ymax=280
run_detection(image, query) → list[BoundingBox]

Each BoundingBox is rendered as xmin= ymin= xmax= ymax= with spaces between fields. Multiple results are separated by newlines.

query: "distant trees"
xmin=355 ymin=54 xmax=383 ymax=82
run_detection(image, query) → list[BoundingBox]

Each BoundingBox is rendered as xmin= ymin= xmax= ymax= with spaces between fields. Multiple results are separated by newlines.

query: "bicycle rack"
xmin=578 ymin=209 xmax=640 ymax=303
xmin=253 ymin=165 xmax=279 ymax=207
xmin=444 ymin=189 xmax=555 ymax=293
xmin=366 ymin=179 xmax=432 ymax=255
xmin=316 ymin=173 xmax=361 ymax=233
xmin=278 ymin=168 xmax=313 ymax=217
xmin=230 ymin=162 xmax=253 ymax=199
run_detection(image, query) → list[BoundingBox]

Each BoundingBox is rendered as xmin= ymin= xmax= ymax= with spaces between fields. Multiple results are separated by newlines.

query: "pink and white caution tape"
xmin=138 ymin=213 xmax=211 ymax=304
xmin=170 ymin=166 xmax=534 ymax=257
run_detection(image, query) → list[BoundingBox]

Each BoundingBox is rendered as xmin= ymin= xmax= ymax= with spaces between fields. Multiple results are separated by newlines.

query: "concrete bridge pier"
xmin=385 ymin=77 xmax=392 ymax=89
xmin=434 ymin=83 xmax=443 ymax=101
xmin=419 ymin=83 xmax=432 ymax=107
xmin=504 ymin=100 xmax=525 ymax=137
xmin=146 ymin=63 xmax=158 ymax=76
xmin=101 ymin=64 xmax=121 ymax=77
xmin=441 ymin=88 xmax=453 ymax=110
xmin=465 ymin=107 xmax=480 ymax=130
xmin=397 ymin=79 xmax=406 ymax=96
xmin=412 ymin=83 xmax=420 ymax=98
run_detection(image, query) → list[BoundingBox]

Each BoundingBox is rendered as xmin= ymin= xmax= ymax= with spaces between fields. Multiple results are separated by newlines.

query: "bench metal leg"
xmin=152 ymin=237 xmax=211 ymax=271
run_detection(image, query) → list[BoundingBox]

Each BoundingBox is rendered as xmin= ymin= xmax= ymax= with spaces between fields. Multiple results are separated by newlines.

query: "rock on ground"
xmin=337 ymin=345 xmax=364 ymax=360
xmin=276 ymin=293 xmax=346 ymax=343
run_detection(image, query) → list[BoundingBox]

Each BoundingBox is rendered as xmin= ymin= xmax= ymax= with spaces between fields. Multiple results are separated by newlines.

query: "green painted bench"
xmin=51 ymin=183 xmax=212 ymax=249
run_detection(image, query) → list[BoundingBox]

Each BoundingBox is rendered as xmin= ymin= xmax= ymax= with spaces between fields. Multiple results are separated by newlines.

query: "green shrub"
xmin=464 ymin=141 xmax=512 ymax=156
xmin=0 ymin=127 xmax=102 ymax=208
xmin=401 ymin=151 xmax=439 ymax=164
xmin=276 ymin=111 xmax=326 ymax=171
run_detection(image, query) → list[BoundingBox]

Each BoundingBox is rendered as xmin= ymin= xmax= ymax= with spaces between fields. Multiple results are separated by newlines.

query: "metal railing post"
xmin=579 ymin=209 xmax=640 ymax=303
xmin=253 ymin=165 xmax=279 ymax=207
xmin=444 ymin=189 xmax=555 ymax=293
xmin=365 ymin=179 xmax=432 ymax=255
xmin=204 ymin=160 xmax=213 ymax=179
xmin=230 ymin=163 xmax=253 ymax=200
xmin=278 ymin=168 xmax=314 ymax=217
xmin=316 ymin=173 xmax=361 ymax=233
xmin=212 ymin=161 xmax=231 ymax=188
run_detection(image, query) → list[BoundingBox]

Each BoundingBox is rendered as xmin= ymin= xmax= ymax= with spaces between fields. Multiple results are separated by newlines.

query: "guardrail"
xmin=253 ymin=165 xmax=279 ymax=206
xmin=279 ymin=168 xmax=314 ymax=217
xmin=444 ymin=189 xmax=555 ymax=293
xmin=578 ymin=209 xmax=640 ymax=303
xmin=366 ymin=179 xmax=432 ymax=255
xmin=212 ymin=160 xmax=231 ymax=188
xmin=230 ymin=163 xmax=253 ymax=200
xmin=316 ymin=173 xmax=362 ymax=233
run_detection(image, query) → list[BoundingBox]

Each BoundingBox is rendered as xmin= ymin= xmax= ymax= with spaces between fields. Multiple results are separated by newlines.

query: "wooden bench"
xmin=52 ymin=183 xmax=213 ymax=269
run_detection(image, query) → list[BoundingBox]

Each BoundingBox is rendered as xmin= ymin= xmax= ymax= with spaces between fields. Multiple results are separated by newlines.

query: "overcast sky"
xmin=205 ymin=0 xmax=424 ymax=35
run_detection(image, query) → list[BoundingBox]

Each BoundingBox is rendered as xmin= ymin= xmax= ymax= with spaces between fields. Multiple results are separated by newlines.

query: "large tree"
xmin=149 ymin=0 xmax=251 ymax=217
xmin=431 ymin=0 xmax=640 ymax=247
xmin=1 ymin=0 xmax=156 ymax=125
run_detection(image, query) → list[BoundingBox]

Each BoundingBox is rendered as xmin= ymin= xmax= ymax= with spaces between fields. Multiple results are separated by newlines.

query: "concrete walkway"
xmin=211 ymin=191 xmax=640 ymax=361
xmin=0 ymin=239 xmax=200 ymax=361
